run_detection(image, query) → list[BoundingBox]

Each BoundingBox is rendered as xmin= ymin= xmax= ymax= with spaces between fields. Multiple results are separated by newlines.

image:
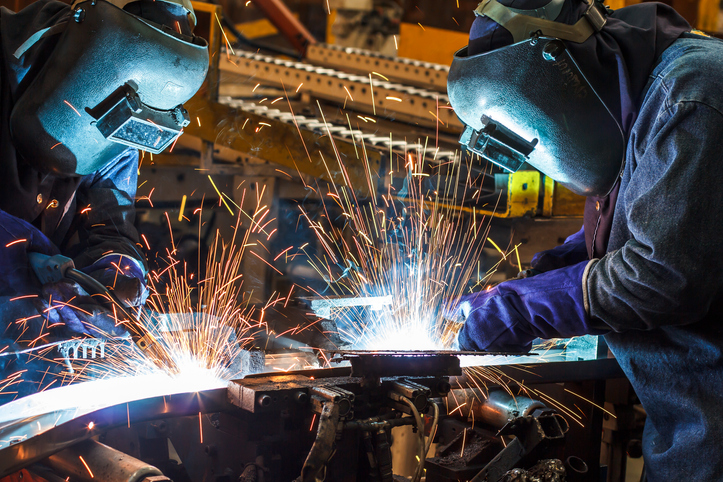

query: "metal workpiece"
xmin=0 ymin=387 xmax=230 ymax=478
xmin=339 ymin=351 xmax=463 ymax=379
xmin=306 ymin=43 xmax=449 ymax=91
xmin=309 ymin=295 xmax=393 ymax=319
xmin=343 ymin=413 xmax=414 ymax=431
xmin=43 ymin=439 xmax=168 ymax=482
xmin=447 ymin=388 xmax=547 ymax=430
xmin=220 ymin=50 xmax=461 ymax=131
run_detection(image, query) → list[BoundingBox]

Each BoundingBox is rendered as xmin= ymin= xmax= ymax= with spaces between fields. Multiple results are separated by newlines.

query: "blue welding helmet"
xmin=448 ymin=0 xmax=625 ymax=197
xmin=9 ymin=0 xmax=209 ymax=176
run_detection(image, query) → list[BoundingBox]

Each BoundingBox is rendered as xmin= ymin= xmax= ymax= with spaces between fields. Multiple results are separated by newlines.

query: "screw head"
xmin=542 ymin=40 xmax=565 ymax=62
xmin=73 ymin=7 xmax=85 ymax=22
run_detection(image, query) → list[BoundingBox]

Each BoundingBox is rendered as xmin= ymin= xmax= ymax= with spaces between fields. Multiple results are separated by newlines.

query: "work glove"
xmin=41 ymin=279 xmax=129 ymax=338
xmin=447 ymin=260 xmax=606 ymax=352
xmin=0 ymin=209 xmax=125 ymax=339
xmin=82 ymin=254 xmax=148 ymax=307
xmin=526 ymin=226 xmax=588 ymax=275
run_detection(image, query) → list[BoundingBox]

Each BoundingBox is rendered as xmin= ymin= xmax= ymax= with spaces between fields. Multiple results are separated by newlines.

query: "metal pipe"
xmin=447 ymin=389 xmax=545 ymax=429
xmin=43 ymin=439 xmax=169 ymax=482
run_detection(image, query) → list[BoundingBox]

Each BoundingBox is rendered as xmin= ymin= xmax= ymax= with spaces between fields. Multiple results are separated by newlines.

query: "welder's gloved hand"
xmin=41 ymin=279 xmax=128 ymax=338
xmin=0 ymin=210 xmax=59 ymax=292
xmin=529 ymin=226 xmax=588 ymax=274
xmin=82 ymin=254 xmax=148 ymax=307
xmin=449 ymin=261 xmax=607 ymax=352
xmin=0 ymin=210 xmax=127 ymax=340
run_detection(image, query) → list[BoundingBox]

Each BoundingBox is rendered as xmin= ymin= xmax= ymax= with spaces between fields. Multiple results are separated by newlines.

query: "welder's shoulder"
xmin=648 ymin=36 xmax=723 ymax=115
xmin=0 ymin=0 xmax=68 ymax=20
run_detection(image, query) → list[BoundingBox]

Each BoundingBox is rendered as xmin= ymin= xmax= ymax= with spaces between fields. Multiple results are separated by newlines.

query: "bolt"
xmin=73 ymin=7 xmax=85 ymax=22
xmin=542 ymin=40 xmax=565 ymax=62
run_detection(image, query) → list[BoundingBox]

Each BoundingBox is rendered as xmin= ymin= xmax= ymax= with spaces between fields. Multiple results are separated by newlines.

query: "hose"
xmin=301 ymin=401 xmax=341 ymax=482
xmin=425 ymin=401 xmax=440 ymax=457
xmin=399 ymin=395 xmax=425 ymax=482
xmin=65 ymin=268 xmax=135 ymax=321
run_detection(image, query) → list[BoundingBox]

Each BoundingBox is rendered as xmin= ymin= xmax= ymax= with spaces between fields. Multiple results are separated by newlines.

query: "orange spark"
xmin=5 ymin=239 xmax=26 ymax=248
xmin=199 ymin=412 xmax=204 ymax=443
xmin=64 ymin=100 xmax=81 ymax=117
xmin=78 ymin=455 xmax=94 ymax=478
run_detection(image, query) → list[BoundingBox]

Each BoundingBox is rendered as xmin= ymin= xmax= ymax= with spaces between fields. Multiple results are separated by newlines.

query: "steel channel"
xmin=220 ymin=50 xmax=461 ymax=131
xmin=306 ymin=43 xmax=449 ymax=91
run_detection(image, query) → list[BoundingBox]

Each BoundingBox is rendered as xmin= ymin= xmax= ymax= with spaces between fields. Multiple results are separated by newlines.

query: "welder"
xmin=446 ymin=0 xmax=723 ymax=479
xmin=0 ymin=0 xmax=208 ymax=400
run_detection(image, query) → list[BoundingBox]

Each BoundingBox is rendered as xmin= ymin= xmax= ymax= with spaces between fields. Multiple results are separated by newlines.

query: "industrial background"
xmin=0 ymin=0 xmax=722 ymax=481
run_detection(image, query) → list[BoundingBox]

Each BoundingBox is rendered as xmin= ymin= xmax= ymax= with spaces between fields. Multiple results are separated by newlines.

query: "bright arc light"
xmin=359 ymin=322 xmax=439 ymax=351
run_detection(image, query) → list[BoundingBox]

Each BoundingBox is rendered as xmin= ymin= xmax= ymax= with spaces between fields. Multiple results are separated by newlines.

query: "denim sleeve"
xmin=587 ymin=101 xmax=723 ymax=330
xmin=70 ymin=148 xmax=147 ymax=271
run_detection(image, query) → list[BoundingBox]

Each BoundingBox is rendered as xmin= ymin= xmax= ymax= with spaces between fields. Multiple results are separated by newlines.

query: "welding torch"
xmin=28 ymin=252 xmax=179 ymax=374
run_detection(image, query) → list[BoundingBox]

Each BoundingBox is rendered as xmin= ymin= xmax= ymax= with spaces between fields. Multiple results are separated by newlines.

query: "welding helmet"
xmin=448 ymin=0 xmax=625 ymax=196
xmin=9 ymin=0 xmax=209 ymax=176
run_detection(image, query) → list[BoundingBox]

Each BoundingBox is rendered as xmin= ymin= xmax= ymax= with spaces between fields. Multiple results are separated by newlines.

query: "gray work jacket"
xmin=587 ymin=34 xmax=723 ymax=481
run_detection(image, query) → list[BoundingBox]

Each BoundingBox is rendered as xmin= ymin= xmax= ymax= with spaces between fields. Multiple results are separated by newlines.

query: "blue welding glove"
xmin=0 ymin=210 xmax=125 ymax=339
xmin=528 ymin=226 xmax=588 ymax=274
xmin=0 ymin=209 xmax=59 ymax=315
xmin=41 ymin=280 xmax=129 ymax=338
xmin=449 ymin=260 xmax=607 ymax=352
xmin=82 ymin=254 xmax=148 ymax=307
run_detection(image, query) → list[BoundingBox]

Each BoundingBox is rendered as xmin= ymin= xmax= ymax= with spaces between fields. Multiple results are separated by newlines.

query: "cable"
xmin=425 ymin=401 xmax=440 ymax=457
xmin=399 ymin=395 xmax=425 ymax=482
xmin=65 ymin=268 xmax=135 ymax=321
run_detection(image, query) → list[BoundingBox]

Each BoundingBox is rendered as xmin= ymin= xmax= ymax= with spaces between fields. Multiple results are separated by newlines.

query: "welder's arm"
xmin=528 ymin=226 xmax=587 ymax=273
xmin=586 ymin=102 xmax=723 ymax=331
xmin=70 ymin=148 xmax=148 ymax=307
xmin=0 ymin=210 xmax=125 ymax=340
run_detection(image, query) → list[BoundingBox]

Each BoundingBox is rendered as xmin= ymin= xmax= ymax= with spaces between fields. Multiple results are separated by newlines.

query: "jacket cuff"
xmin=582 ymin=258 xmax=599 ymax=315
